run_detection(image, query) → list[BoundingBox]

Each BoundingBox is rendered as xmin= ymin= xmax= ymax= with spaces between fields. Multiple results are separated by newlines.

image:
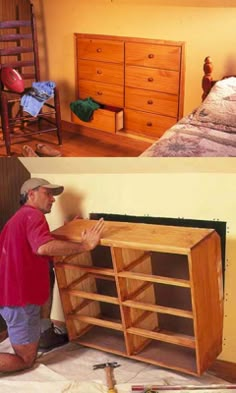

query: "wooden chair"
xmin=0 ymin=0 xmax=62 ymax=156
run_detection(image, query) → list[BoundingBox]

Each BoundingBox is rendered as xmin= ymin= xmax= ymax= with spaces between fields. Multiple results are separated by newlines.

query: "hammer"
xmin=93 ymin=361 xmax=120 ymax=393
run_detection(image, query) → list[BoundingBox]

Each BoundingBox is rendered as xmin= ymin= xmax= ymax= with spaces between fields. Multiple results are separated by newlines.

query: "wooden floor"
xmin=0 ymin=123 xmax=152 ymax=157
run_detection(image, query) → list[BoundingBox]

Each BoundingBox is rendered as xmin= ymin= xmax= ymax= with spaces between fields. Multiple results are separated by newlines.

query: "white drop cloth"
xmin=0 ymin=338 xmax=233 ymax=393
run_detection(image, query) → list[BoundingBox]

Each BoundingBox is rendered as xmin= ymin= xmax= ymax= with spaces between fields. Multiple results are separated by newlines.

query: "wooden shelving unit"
xmin=52 ymin=219 xmax=223 ymax=376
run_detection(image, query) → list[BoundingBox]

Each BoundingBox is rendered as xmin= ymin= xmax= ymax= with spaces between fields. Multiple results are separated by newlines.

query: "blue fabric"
xmin=0 ymin=305 xmax=40 ymax=345
xmin=21 ymin=81 xmax=56 ymax=117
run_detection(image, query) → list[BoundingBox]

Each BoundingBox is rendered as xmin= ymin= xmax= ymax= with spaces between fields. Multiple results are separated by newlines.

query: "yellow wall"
xmin=25 ymin=158 xmax=236 ymax=364
xmin=32 ymin=0 xmax=236 ymax=121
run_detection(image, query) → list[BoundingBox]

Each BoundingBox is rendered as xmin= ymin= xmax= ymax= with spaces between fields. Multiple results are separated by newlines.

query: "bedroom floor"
xmin=0 ymin=337 xmax=233 ymax=393
xmin=0 ymin=127 xmax=151 ymax=157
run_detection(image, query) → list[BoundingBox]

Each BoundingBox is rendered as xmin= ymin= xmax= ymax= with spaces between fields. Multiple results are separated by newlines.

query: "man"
xmin=0 ymin=178 xmax=104 ymax=373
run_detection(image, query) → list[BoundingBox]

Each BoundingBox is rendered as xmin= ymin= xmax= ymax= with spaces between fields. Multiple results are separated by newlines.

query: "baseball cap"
xmin=20 ymin=178 xmax=64 ymax=196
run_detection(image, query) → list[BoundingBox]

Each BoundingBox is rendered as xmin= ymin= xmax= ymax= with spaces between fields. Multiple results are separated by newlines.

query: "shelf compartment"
xmin=60 ymin=267 xmax=118 ymax=299
xmin=127 ymin=326 xmax=195 ymax=349
xmin=118 ymin=271 xmax=190 ymax=288
xmin=66 ymin=289 xmax=119 ymax=305
xmin=128 ymin=334 xmax=197 ymax=376
xmin=113 ymin=247 xmax=190 ymax=281
xmin=66 ymin=296 xmax=123 ymax=341
xmin=74 ymin=326 xmax=127 ymax=355
xmin=68 ymin=314 xmax=123 ymax=331
xmin=55 ymin=245 xmax=114 ymax=272
xmin=123 ymin=306 xmax=194 ymax=348
xmin=57 ymin=263 xmax=114 ymax=277
xmin=123 ymin=300 xmax=193 ymax=319
xmin=119 ymin=277 xmax=193 ymax=312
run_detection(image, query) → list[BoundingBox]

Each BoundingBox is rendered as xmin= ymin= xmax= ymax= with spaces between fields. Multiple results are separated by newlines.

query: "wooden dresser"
xmin=72 ymin=34 xmax=185 ymax=140
xmin=52 ymin=219 xmax=223 ymax=376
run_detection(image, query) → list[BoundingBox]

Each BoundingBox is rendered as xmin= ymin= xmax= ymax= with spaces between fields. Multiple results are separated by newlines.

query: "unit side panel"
xmin=189 ymin=231 xmax=223 ymax=374
xmin=54 ymin=252 xmax=95 ymax=340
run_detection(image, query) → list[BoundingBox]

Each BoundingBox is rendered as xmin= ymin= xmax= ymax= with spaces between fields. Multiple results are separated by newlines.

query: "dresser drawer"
xmin=72 ymin=106 xmax=123 ymax=134
xmin=78 ymin=59 xmax=124 ymax=85
xmin=125 ymin=87 xmax=178 ymax=118
xmin=79 ymin=80 xmax=124 ymax=107
xmin=125 ymin=42 xmax=181 ymax=71
xmin=126 ymin=65 xmax=179 ymax=95
xmin=77 ymin=38 xmax=124 ymax=63
xmin=125 ymin=109 xmax=176 ymax=139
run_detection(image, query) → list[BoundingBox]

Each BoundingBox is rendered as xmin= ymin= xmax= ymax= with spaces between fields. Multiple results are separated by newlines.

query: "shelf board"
xmin=56 ymin=262 xmax=115 ymax=276
xmin=66 ymin=289 xmax=119 ymax=304
xmin=127 ymin=326 xmax=195 ymax=348
xmin=123 ymin=299 xmax=193 ymax=319
xmin=68 ymin=314 xmax=123 ymax=331
xmin=118 ymin=271 xmax=190 ymax=287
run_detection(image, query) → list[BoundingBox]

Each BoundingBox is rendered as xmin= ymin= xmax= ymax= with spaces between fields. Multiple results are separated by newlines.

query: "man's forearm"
xmin=37 ymin=239 xmax=88 ymax=256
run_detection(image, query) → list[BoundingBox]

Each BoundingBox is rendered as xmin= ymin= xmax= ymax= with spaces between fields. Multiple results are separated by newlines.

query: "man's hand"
xmin=81 ymin=218 xmax=104 ymax=251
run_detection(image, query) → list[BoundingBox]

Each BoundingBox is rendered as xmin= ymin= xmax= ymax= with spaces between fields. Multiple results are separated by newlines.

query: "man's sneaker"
xmin=39 ymin=324 xmax=69 ymax=350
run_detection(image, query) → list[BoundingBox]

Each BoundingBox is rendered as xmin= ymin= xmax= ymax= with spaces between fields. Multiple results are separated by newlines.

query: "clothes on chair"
xmin=21 ymin=81 xmax=56 ymax=117
xmin=70 ymin=97 xmax=101 ymax=122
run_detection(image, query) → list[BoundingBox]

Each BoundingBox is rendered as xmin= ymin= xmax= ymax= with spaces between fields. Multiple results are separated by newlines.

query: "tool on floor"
xmin=93 ymin=361 xmax=120 ymax=393
xmin=131 ymin=384 xmax=236 ymax=392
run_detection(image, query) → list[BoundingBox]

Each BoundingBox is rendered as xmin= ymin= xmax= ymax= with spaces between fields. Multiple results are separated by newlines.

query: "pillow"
xmin=191 ymin=77 xmax=236 ymax=130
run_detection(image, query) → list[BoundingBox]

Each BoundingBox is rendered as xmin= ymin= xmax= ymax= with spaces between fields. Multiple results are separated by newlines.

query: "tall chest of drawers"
xmin=73 ymin=34 xmax=185 ymax=140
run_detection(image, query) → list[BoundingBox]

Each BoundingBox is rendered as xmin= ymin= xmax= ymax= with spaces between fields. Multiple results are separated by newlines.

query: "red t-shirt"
xmin=0 ymin=205 xmax=55 ymax=306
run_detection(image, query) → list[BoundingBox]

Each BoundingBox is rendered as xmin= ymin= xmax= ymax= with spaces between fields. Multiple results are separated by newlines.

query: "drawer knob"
xmin=97 ymin=70 xmax=102 ymax=74
xmin=97 ymin=91 xmax=102 ymax=95
xmin=96 ymin=48 xmax=102 ymax=53
xmin=146 ymin=122 xmax=153 ymax=127
xmin=148 ymin=53 xmax=154 ymax=59
xmin=147 ymin=100 xmax=153 ymax=105
xmin=148 ymin=77 xmax=154 ymax=82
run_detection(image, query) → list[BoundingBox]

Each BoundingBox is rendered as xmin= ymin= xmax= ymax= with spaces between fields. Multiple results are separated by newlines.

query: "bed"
xmin=141 ymin=57 xmax=236 ymax=157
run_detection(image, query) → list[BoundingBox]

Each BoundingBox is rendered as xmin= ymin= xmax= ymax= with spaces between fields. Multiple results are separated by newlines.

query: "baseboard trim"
xmin=209 ymin=359 xmax=236 ymax=383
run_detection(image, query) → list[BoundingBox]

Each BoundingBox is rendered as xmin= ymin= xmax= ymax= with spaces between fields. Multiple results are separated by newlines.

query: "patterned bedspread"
xmin=141 ymin=114 xmax=236 ymax=157
xmin=141 ymin=77 xmax=236 ymax=157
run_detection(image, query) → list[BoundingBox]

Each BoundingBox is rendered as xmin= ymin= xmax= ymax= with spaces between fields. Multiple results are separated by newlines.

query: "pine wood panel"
xmin=125 ymin=42 xmax=181 ymax=71
xmin=125 ymin=87 xmax=178 ymax=118
xmin=188 ymin=231 xmax=223 ymax=374
xmin=77 ymin=38 xmax=124 ymax=63
xmin=126 ymin=65 xmax=179 ymax=94
xmin=123 ymin=300 xmax=193 ymax=319
xmin=118 ymin=271 xmax=190 ymax=288
xmin=127 ymin=326 xmax=195 ymax=348
xmin=125 ymin=108 xmax=176 ymax=139
xmin=79 ymin=79 xmax=124 ymax=107
xmin=78 ymin=59 xmax=124 ymax=85
xmin=52 ymin=219 xmax=215 ymax=255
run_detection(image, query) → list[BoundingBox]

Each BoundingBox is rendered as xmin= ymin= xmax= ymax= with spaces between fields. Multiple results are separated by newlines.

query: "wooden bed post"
xmin=202 ymin=56 xmax=213 ymax=101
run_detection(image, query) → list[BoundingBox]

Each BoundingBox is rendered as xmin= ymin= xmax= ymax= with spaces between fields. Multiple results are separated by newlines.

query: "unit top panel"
xmin=51 ymin=219 xmax=215 ymax=255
